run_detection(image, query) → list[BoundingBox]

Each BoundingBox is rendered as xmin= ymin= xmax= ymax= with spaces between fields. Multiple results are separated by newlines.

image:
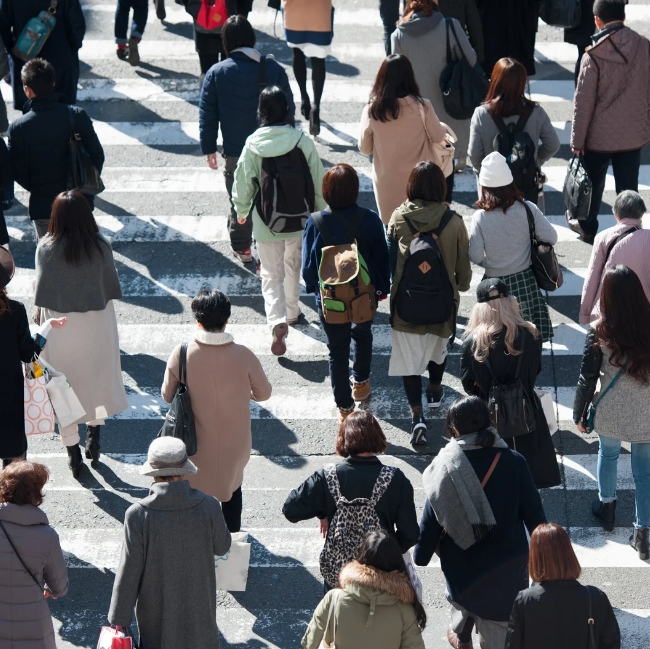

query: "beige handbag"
xmin=318 ymin=590 xmax=341 ymax=649
xmin=418 ymin=102 xmax=456 ymax=177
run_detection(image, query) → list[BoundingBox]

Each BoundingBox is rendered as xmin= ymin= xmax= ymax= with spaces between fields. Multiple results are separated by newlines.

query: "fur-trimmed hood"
xmin=339 ymin=561 xmax=415 ymax=605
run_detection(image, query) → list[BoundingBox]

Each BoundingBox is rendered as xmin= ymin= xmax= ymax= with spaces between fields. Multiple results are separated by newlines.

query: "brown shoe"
xmin=337 ymin=406 xmax=354 ymax=424
xmin=447 ymin=626 xmax=473 ymax=649
xmin=351 ymin=378 xmax=371 ymax=402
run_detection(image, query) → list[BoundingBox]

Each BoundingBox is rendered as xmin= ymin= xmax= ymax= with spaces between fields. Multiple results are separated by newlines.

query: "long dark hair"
xmin=446 ymin=396 xmax=496 ymax=448
xmin=595 ymin=265 xmax=650 ymax=384
xmin=47 ymin=191 xmax=104 ymax=265
xmin=483 ymin=57 xmax=537 ymax=118
xmin=368 ymin=55 xmax=423 ymax=122
xmin=258 ymin=86 xmax=289 ymax=127
xmin=356 ymin=531 xmax=427 ymax=629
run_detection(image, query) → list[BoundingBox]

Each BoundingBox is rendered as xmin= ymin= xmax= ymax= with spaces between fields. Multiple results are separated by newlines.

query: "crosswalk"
xmin=6 ymin=0 xmax=650 ymax=646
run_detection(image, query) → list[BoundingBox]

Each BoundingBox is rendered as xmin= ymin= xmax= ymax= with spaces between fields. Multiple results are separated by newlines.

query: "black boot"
xmin=300 ymin=96 xmax=311 ymax=120
xmin=629 ymin=528 xmax=650 ymax=560
xmin=592 ymin=498 xmax=616 ymax=532
xmin=309 ymin=106 xmax=320 ymax=136
xmin=85 ymin=425 xmax=101 ymax=467
xmin=67 ymin=445 xmax=83 ymax=479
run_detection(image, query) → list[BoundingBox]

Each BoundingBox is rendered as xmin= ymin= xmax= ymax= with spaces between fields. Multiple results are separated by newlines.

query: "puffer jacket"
xmin=571 ymin=25 xmax=650 ymax=152
xmin=301 ymin=561 xmax=425 ymax=649
xmin=0 ymin=503 xmax=68 ymax=649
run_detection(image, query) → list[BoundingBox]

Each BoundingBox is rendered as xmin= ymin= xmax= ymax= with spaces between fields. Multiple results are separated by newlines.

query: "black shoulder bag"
xmin=523 ymin=201 xmax=563 ymax=292
xmin=0 ymin=520 xmax=43 ymax=590
xmin=67 ymin=106 xmax=105 ymax=196
xmin=158 ymin=342 xmax=197 ymax=456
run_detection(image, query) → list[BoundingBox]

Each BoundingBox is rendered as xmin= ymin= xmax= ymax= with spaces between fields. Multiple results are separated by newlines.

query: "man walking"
xmin=569 ymin=0 xmax=650 ymax=244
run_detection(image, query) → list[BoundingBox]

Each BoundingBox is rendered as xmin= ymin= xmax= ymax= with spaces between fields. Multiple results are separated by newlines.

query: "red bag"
xmin=97 ymin=626 xmax=135 ymax=649
xmin=196 ymin=0 xmax=228 ymax=30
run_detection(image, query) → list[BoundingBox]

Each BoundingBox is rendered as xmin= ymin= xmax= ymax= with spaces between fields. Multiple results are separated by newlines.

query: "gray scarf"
xmin=422 ymin=430 xmax=508 ymax=550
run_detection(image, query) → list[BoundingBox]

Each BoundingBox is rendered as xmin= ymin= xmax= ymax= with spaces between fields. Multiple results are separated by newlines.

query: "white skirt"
xmin=388 ymin=330 xmax=449 ymax=377
xmin=286 ymin=41 xmax=331 ymax=58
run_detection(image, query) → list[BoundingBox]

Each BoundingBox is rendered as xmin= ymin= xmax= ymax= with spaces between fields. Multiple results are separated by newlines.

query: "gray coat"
xmin=108 ymin=481 xmax=232 ymax=649
xmin=391 ymin=12 xmax=478 ymax=161
xmin=0 ymin=503 xmax=69 ymax=649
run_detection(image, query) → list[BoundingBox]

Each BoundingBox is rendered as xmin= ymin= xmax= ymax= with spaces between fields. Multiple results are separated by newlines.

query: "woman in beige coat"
xmin=162 ymin=289 xmax=272 ymax=532
xmin=359 ymin=54 xmax=447 ymax=226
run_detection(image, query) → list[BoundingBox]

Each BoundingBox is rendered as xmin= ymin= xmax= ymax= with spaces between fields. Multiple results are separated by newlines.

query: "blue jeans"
xmin=115 ymin=0 xmax=149 ymax=44
xmin=598 ymin=434 xmax=650 ymax=529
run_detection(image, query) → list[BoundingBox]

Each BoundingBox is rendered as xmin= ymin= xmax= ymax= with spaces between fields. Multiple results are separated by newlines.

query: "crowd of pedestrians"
xmin=0 ymin=0 xmax=648 ymax=648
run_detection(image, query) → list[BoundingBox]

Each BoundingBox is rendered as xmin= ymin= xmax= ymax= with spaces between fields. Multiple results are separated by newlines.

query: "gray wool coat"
xmin=108 ymin=481 xmax=232 ymax=649
xmin=391 ymin=12 xmax=478 ymax=161
xmin=0 ymin=503 xmax=69 ymax=649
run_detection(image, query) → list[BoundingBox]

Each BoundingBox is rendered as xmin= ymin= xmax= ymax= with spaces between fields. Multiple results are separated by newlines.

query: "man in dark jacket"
xmin=7 ymin=58 xmax=104 ymax=238
xmin=199 ymin=15 xmax=294 ymax=264
xmin=0 ymin=0 xmax=85 ymax=109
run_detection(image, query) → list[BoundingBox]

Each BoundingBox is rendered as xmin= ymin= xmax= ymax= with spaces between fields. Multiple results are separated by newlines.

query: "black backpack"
xmin=484 ymin=331 xmax=536 ymax=439
xmin=255 ymin=133 xmax=315 ymax=233
xmin=393 ymin=210 xmax=456 ymax=326
xmin=491 ymin=110 xmax=538 ymax=203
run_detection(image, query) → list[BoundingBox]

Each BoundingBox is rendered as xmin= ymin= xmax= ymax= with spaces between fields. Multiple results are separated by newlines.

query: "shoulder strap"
xmin=522 ymin=200 xmax=537 ymax=244
xmin=587 ymin=586 xmax=597 ymax=649
xmin=329 ymin=207 xmax=368 ymax=245
xmin=67 ymin=106 xmax=79 ymax=141
xmin=447 ymin=19 xmax=467 ymax=62
xmin=432 ymin=208 xmax=455 ymax=238
xmin=481 ymin=452 xmax=502 ymax=488
xmin=258 ymin=55 xmax=267 ymax=94
xmin=323 ymin=464 xmax=342 ymax=501
xmin=403 ymin=216 xmax=419 ymax=237
xmin=514 ymin=329 xmax=526 ymax=380
xmin=593 ymin=363 xmax=626 ymax=409
xmin=0 ymin=520 xmax=42 ymax=590
xmin=445 ymin=18 xmax=453 ymax=64
xmin=489 ymin=110 xmax=509 ymax=135
xmin=604 ymin=226 xmax=641 ymax=265
xmin=179 ymin=342 xmax=188 ymax=385
xmin=370 ymin=466 xmax=396 ymax=506
xmin=311 ymin=211 xmax=336 ymax=247
xmin=514 ymin=110 xmax=533 ymax=132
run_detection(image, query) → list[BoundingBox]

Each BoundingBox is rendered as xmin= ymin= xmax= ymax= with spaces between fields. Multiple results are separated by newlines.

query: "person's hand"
xmin=237 ymin=217 xmax=247 ymax=225
xmin=319 ymin=518 xmax=329 ymax=538
xmin=571 ymin=148 xmax=584 ymax=156
xmin=576 ymin=421 xmax=589 ymax=434
xmin=49 ymin=317 xmax=67 ymax=329
xmin=43 ymin=589 xmax=57 ymax=599
xmin=207 ymin=153 xmax=218 ymax=170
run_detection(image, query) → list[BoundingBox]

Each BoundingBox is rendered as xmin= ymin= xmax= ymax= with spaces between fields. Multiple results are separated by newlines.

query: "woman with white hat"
xmin=468 ymin=152 xmax=557 ymax=342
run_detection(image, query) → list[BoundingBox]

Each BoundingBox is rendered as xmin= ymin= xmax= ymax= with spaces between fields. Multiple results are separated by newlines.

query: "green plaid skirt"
xmin=485 ymin=267 xmax=554 ymax=342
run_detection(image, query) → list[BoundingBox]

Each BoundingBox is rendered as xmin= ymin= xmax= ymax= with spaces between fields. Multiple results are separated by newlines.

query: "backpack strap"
xmin=369 ymin=466 xmax=396 ymax=506
xmin=258 ymin=55 xmax=267 ymax=95
xmin=432 ymin=208 xmax=455 ymax=238
xmin=484 ymin=328 xmax=526 ymax=386
xmin=311 ymin=211 xmax=336 ymax=247
xmin=489 ymin=110 xmax=509 ymax=135
xmin=323 ymin=464 xmax=343 ymax=501
xmin=403 ymin=216 xmax=419 ymax=237
xmin=329 ymin=206 xmax=368 ymax=245
xmin=604 ymin=226 xmax=640 ymax=265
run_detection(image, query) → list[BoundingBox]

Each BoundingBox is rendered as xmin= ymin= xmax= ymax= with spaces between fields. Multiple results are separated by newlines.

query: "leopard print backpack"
xmin=319 ymin=463 xmax=396 ymax=586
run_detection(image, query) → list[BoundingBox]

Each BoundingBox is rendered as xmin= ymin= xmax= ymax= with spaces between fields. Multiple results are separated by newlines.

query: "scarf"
xmin=422 ymin=430 xmax=508 ymax=551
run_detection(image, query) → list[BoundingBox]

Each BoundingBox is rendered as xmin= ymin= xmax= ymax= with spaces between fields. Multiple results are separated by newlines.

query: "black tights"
xmin=221 ymin=486 xmax=243 ymax=533
xmin=402 ymin=359 xmax=446 ymax=408
xmin=291 ymin=48 xmax=326 ymax=107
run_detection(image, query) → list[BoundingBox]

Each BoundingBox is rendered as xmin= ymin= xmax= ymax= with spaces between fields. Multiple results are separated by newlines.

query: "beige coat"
xmin=359 ymin=97 xmax=445 ymax=224
xmin=161 ymin=331 xmax=272 ymax=502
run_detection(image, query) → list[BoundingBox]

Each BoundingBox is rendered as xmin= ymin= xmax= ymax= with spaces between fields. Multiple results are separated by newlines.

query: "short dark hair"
xmin=446 ymin=396 xmax=496 ymax=448
xmin=322 ymin=164 xmax=359 ymax=209
xmin=529 ymin=523 xmax=581 ymax=582
xmin=406 ymin=161 xmax=447 ymax=203
xmin=474 ymin=183 xmax=523 ymax=212
xmin=21 ymin=58 xmax=56 ymax=97
xmin=593 ymin=0 xmax=626 ymax=23
xmin=258 ymin=86 xmax=289 ymax=127
xmin=0 ymin=461 xmax=49 ymax=507
xmin=336 ymin=411 xmax=387 ymax=457
xmin=191 ymin=289 xmax=231 ymax=331
xmin=222 ymin=15 xmax=256 ymax=56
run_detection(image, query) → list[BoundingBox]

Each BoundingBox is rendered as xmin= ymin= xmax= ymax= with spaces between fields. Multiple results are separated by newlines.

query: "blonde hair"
xmin=464 ymin=290 xmax=538 ymax=362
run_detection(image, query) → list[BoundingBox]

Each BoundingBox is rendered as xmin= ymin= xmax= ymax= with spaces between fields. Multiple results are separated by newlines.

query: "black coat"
xmin=414 ymin=447 xmax=546 ymax=621
xmin=7 ymin=93 xmax=104 ymax=220
xmin=460 ymin=327 xmax=561 ymax=489
xmin=506 ymin=581 xmax=620 ymax=649
xmin=282 ymin=455 xmax=420 ymax=553
xmin=0 ymin=300 xmax=42 ymax=459
xmin=564 ymin=0 xmax=595 ymax=48
xmin=0 ymin=0 xmax=85 ymax=108
xmin=0 ymin=138 xmax=13 ymax=245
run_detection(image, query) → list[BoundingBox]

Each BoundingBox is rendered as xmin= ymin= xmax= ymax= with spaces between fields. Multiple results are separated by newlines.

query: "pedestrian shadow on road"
xmin=74 ymin=467 xmax=134 ymax=524
xmin=251 ymin=417 xmax=307 ymax=468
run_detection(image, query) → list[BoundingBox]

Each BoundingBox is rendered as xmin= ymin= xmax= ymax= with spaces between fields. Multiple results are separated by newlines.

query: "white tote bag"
xmin=403 ymin=551 xmax=423 ymax=602
xmin=535 ymin=388 xmax=558 ymax=434
xmin=215 ymin=531 xmax=251 ymax=591
xmin=38 ymin=358 xmax=86 ymax=428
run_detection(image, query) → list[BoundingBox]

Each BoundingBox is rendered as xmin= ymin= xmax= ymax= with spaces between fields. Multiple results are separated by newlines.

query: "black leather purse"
xmin=524 ymin=201 xmax=564 ymax=292
xmin=540 ymin=0 xmax=581 ymax=28
xmin=564 ymin=154 xmax=592 ymax=222
xmin=67 ymin=107 xmax=105 ymax=196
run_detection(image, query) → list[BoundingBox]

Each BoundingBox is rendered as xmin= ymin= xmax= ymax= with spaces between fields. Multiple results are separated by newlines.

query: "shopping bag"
xmin=535 ymin=389 xmax=558 ymax=434
xmin=96 ymin=625 xmax=135 ymax=649
xmin=38 ymin=357 xmax=86 ymax=428
xmin=215 ymin=532 xmax=251 ymax=591
xmin=23 ymin=368 xmax=55 ymax=435
xmin=402 ymin=551 xmax=423 ymax=602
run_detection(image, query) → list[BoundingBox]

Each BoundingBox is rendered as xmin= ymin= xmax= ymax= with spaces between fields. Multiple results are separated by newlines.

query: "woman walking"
xmin=388 ymin=162 xmax=471 ymax=444
xmin=468 ymin=151 xmax=557 ymax=342
xmin=34 ymin=191 xmax=127 ymax=477
xmin=283 ymin=0 xmax=332 ymax=135
xmin=468 ymin=57 xmax=560 ymax=206
xmin=359 ymin=55 xmax=447 ymax=226
xmin=301 ymin=531 xmax=426 ymax=649
xmin=574 ymin=265 xmax=650 ymax=559
xmin=461 ymin=278 xmax=561 ymax=488
xmin=391 ymin=0 xmax=479 ymax=172
xmin=506 ymin=523 xmax=620 ymax=649
xmin=414 ymin=395 xmax=546 ymax=649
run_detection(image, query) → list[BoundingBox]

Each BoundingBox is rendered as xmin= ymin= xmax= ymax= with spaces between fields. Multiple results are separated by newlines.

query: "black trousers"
xmin=378 ymin=0 xmax=400 ymax=55
xmin=221 ymin=486 xmax=243 ymax=533
xmin=402 ymin=359 xmax=447 ymax=407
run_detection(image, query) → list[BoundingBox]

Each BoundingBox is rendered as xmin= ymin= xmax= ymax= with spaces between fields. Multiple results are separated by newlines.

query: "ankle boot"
xmin=67 ymin=445 xmax=83 ymax=479
xmin=300 ymin=96 xmax=311 ymax=120
xmin=592 ymin=498 xmax=616 ymax=532
xmin=629 ymin=527 xmax=650 ymax=560
xmin=309 ymin=106 xmax=320 ymax=136
xmin=85 ymin=425 xmax=101 ymax=466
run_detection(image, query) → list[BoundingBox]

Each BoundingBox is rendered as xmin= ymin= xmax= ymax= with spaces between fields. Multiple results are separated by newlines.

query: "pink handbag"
xmin=97 ymin=626 xmax=135 ymax=649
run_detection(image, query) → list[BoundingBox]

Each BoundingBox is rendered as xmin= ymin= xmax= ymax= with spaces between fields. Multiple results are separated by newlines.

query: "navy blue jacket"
xmin=302 ymin=205 xmax=391 ymax=306
xmin=199 ymin=51 xmax=295 ymax=158
xmin=414 ymin=446 xmax=546 ymax=622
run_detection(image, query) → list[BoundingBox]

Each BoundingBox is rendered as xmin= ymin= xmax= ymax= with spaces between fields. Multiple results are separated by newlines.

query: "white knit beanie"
xmin=478 ymin=152 xmax=514 ymax=188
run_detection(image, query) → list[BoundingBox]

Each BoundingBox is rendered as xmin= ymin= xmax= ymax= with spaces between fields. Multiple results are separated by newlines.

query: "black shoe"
xmin=67 ymin=445 xmax=83 ymax=479
xmin=85 ymin=425 xmax=101 ymax=467
xmin=410 ymin=413 xmax=427 ymax=445
xmin=300 ymin=97 xmax=311 ymax=120
xmin=116 ymin=48 xmax=128 ymax=61
xmin=629 ymin=527 xmax=650 ymax=560
xmin=127 ymin=37 xmax=140 ymax=66
xmin=592 ymin=498 xmax=616 ymax=532
xmin=309 ymin=106 xmax=320 ymax=136
xmin=426 ymin=386 xmax=444 ymax=409
xmin=154 ymin=0 xmax=166 ymax=20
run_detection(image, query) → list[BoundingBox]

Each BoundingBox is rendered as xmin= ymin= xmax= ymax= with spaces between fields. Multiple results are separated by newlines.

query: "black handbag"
xmin=539 ymin=0 xmax=581 ymax=28
xmin=439 ymin=18 xmax=489 ymax=121
xmin=564 ymin=154 xmax=592 ymax=222
xmin=157 ymin=342 xmax=197 ymax=456
xmin=524 ymin=201 xmax=564 ymax=292
xmin=67 ymin=106 xmax=105 ymax=196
